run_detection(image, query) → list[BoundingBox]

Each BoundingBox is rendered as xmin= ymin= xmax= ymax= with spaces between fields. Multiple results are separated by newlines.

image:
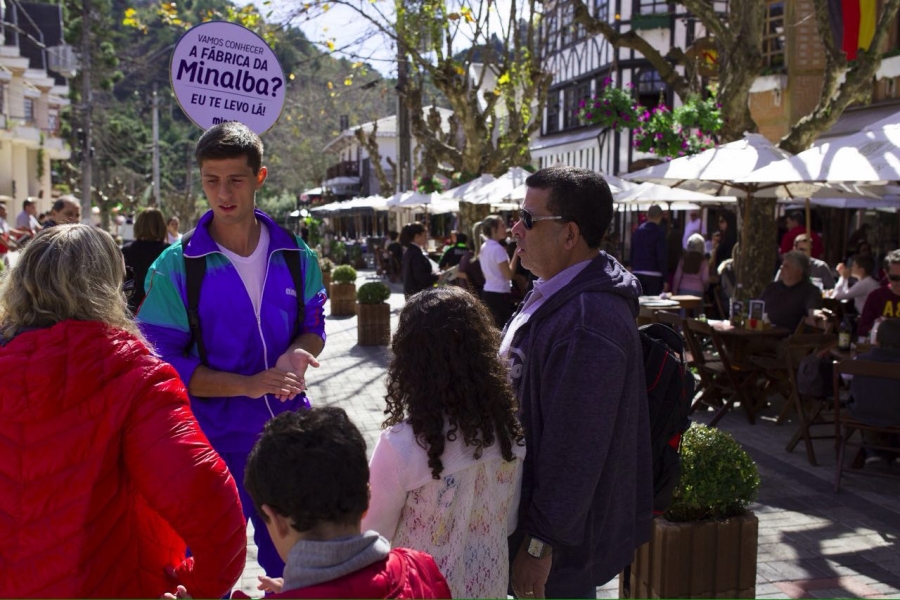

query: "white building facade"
xmin=533 ymin=0 xmax=726 ymax=175
xmin=0 ymin=0 xmax=72 ymax=214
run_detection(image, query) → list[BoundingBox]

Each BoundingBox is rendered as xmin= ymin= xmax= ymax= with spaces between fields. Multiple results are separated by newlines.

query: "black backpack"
xmin=638 ymin=322 xmax=694 ymax=514
xmin=181 ymin=227 xmax=305 ymax=366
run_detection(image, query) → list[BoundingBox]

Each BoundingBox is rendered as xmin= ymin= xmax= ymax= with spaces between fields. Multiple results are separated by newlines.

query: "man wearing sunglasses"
xmin=501 ymin=166 xmax=651 ymax=599
xmin=858 ymin=249 xmax=900 ymax=339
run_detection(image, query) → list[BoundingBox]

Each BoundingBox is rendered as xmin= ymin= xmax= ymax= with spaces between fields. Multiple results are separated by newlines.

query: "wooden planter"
xmin=620 ymin=513 xmax=758 ymax=599
xmin=322 ymin=271 xmax=332 ymax=296
xmin=357 ymin=302 xmax=391 ymax=346
xmin=330 ymin=282 xmax=357 ymax=316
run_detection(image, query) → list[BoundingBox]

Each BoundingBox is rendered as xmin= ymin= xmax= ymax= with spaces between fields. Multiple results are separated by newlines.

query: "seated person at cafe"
xmin=775 ymin=234 xmax=835 ymax=290
xmin=830 ymin=254 xmax=880 ymax=315
xmin=438 ymin=231 xmax=468 ymax=270
xmin=858 ymin=249 xmax=900 ymax=339
xmin=761 ymin=251 xmax=824 ymax=331
xmin=780 ymin=211 xmax=824 ymax=259
xmin=848 ymin=318 xmax=900 ymax=467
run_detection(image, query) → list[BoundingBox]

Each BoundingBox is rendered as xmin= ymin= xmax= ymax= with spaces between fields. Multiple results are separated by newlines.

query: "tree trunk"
xmin=737 ymin=195 xmax=778 ymax=300
xmin=458 ymin=201 xmax=491 ymax=238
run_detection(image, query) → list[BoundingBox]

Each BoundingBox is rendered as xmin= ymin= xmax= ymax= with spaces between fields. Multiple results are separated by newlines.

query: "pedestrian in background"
xmin=363 ymin=287 xmax=524 ymax=598
xmin=167 ymin=215 xmax=183 ymax=244
xmin=630 ymin=204 xmax=668 ymax=295
xmin=474 ymin=214 xmax=519 ymax=327
xmin=122 ymin=207 xmax=169 ymax=314
xmin=0 ymin=225 xmax=246 ymax=598
xmin=672 ymin=233 xmax=709 ymax=297
xmin=400 ymin=221 xmax=438 ymax=298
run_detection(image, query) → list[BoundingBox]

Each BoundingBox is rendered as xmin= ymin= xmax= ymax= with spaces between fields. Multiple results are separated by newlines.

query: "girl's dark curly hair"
xmin=384 ymin=286 xmax=524 ymax=479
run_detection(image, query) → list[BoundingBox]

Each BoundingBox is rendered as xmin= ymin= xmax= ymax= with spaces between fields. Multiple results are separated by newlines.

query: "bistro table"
xmin=637 ymin=295 xmax=703 ymax=323
xmin=706 ymin=320 xmax=792 ymax=425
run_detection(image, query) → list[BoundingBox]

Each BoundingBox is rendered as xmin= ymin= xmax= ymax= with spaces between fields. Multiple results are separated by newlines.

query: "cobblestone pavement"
xmin=236 ymin=270 xmax=900 ymax=598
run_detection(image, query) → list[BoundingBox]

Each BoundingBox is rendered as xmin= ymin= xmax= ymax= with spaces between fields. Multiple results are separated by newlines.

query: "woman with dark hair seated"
xmin=0 ymin=224 xmax=246 ymax=598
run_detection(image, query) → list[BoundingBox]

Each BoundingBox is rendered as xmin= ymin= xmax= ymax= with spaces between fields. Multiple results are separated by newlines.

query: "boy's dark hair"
xmin=195 ymin=121 xmax=264 ymax=174
xmin=455 ymin=232 xmax=468 ymax=245
xmin=244 ymin=407 xmax=369 ymax=532
xmin=524 ymin=166 xmax=613 ymax=248
xmin=877 ymin=318 xmax=900 ymax=350
xmin=400 ymin=222 xmax=426 ymax=247
xmin=388 ymin=230 xmax=399 ymax=241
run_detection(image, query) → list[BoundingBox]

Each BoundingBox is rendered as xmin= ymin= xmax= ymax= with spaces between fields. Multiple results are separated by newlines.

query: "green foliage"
xmin=256 ymin=191 xmax=296 ymax=223
xmin=356 ymin=281 xmax=391 ymax=304
xmin=665 ymin=424 xmax=760 ymax=522
xmin=304 ymin=217 xmax=324 ymax=249
xmin=576 ymin=82 xmax=722 ymax=159
xmin=332 ymin=265 xmax=358 ymax=284
xmin=415 ymin=175 xmax=444 ymax=194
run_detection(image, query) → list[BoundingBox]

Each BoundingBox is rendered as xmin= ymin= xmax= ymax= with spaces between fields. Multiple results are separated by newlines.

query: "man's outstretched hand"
xmin=274 ymin=348 xmax=321 ymax=401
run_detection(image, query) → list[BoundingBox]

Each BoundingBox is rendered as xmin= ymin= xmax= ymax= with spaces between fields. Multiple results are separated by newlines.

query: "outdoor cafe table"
xmin=707 ymin=320 xmax=792 ymax=424
xmin=637 ymin=295 xmax=703 ymax=323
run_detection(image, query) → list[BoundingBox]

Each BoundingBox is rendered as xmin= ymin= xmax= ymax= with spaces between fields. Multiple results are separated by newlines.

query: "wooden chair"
xmin=682 ymin=319 xmax=732 ymax=424
xmin=833 ymin=359 xmax=900 ymax=492
xmin=654 ymin=310 xmax=683 ymax=333
xmin=780 ymin=333 xmax=838 ymax=466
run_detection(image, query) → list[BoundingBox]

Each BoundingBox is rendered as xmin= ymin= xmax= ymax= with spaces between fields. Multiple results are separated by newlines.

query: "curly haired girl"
xmin=362 ymin=286 xmax=525 ymax=599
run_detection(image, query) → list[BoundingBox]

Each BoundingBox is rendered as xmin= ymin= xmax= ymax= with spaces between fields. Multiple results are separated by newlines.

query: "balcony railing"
xmin=326 ymin=160 xmax=360 ymax=180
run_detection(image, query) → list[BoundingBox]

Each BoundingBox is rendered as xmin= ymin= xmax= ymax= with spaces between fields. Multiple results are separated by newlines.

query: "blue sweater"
xmin=630 ymin=221 xmax=668 ymax=274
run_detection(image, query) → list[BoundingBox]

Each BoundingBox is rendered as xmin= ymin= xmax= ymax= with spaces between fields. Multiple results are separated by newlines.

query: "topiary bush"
xmin=332 ymin=265 xmax=357 ymax=285
xmin=357 ymin=281 xmax=391 ymax=304
xmin=665 ymin=424 xmax=760 ymax=523
xmin=319 ymin=257 xmax=334 ymax=273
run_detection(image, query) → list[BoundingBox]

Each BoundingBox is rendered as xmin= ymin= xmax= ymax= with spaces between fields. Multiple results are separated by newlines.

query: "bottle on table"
xmin=838 ymin=314 xmax=853 ymax=352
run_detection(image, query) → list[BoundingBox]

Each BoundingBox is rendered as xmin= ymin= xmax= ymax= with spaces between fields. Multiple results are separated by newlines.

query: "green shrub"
xmin=357 ymin=282 xmax=391 ymax=304
xmin=665 ymin=424 xmax=760 ymax=522
xmin=319 ymin=257 xmax=334 ymax=273
xmin=332 ymin=265 xmax=357 ymax=284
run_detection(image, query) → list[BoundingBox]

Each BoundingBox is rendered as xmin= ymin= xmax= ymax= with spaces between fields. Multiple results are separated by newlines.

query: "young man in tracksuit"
xmin=138 ymin=121 xmax=327 ymax=578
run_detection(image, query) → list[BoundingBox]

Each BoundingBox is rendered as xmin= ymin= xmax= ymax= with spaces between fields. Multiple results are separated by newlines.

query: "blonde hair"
xmin=472 ymin=215 xmax=504 ymax=258
xmin=0 ymin=224 xmax=144 ymax=342
xmin=134 ymin=207 xmax=168 ymax=242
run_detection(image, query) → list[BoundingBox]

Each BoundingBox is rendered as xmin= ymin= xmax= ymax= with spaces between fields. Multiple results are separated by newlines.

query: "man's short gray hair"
xmin=783 ymin=250 xmax=811 ymax=279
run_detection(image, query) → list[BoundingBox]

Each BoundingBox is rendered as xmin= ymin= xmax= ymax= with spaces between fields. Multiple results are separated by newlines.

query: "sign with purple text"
xmin=170 ymin=21 xmax=285 ymax=133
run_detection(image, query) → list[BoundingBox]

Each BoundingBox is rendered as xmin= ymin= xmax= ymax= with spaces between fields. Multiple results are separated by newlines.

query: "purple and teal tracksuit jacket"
xmin=137 ymin=209 xmax=327 ymax=455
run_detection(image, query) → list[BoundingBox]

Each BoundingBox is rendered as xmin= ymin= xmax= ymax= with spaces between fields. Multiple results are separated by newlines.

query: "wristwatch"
xmin=526 ymin=535 xmax=553 ymax=559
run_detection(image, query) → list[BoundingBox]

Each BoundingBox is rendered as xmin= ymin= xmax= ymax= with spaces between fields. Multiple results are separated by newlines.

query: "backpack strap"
xmin=282 ymin=240 xmax=306 ymax=340
xmin=182 ymin=228 xmax=210 ymax=366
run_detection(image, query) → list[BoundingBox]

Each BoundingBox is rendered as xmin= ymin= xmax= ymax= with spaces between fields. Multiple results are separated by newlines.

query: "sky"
xmin=252 ymin=0 xmax=523 ymax=77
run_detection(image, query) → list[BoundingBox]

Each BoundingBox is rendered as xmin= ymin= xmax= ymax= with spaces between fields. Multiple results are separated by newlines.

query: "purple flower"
xmin=586 ymin=112 xmax=593 ymax=119
xmin=656 ymin=133 xmax=663 ymax=140
xmin=594 ymin=102 xmax=600 ymax=108
xmin=623 ymin=114 xmax=630 ymax=121
xmin=579 ymin=100 xmax=586 ymax=108
xmin=603 ymin=99 xmax=610 ymax=105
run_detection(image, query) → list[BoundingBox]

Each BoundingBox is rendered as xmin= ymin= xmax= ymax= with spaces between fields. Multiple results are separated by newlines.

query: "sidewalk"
xmin=237 ymin=270 xmax=900 ymax=598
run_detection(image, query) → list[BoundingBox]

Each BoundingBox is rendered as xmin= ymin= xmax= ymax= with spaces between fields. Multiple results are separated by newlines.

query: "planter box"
xmin=322 ymin=271 xmax=332 ymax=296
xmin=620 ymin=513 xmax=758 ymax=599
xmin=330 ymin=282 xmax=357 ymax=316
xmin=357 ymin=302 xmax=391 ymax=346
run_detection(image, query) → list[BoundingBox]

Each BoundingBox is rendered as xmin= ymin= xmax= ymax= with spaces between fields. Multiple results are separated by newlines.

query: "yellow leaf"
xmin=464 ymin=12 xmax=475 ymax=23
xmin=327 ymin=81 xmax=334 ymax=90
xmin=493 ymin=88 xmax=501 ymax=96
xmin=289 ymin=73 xmax=296 ymax=80
xmin=497 ymin=72 xmax=510 ymax=85
xmin=124 ymin=7 xmax=136 ymax=17
xmin=454 ymin=65 xmax=465 ymax=75
xmin=351 ymin=61 xmax=363 ymax=69
xmin=344 ymin=78 xmax=353 ymax=86
xmin=326 ymin=40 xmax=335 ymax=51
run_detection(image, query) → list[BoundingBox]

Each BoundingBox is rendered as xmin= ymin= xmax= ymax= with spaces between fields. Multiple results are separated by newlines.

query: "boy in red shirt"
xmin=858 ymin=250 xmax=900 ymax=339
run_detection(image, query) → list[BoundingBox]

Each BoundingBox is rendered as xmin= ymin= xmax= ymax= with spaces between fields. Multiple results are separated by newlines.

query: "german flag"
xmin=828 ymin=0 xmax=878 ymax=60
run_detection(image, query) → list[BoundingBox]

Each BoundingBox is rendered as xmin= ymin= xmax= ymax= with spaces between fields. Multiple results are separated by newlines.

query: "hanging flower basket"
xmin=576 ymin=80 xmax=641 ymax=131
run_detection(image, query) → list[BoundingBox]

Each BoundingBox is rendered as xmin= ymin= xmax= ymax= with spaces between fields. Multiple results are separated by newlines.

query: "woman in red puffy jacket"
xmin=0 ymin=224 xmax=247 ymax=598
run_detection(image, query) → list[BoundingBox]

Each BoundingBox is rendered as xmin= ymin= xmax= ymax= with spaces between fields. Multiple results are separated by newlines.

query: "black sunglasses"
xmin=520 ymin=208 xmax=567 ymax=230
xmin=888 ymin=274 xmax=900 ymax=282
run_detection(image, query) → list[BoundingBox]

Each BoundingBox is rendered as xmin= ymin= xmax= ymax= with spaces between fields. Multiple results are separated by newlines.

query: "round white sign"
xmin=170 ymin=21 xmax=285 ymax=134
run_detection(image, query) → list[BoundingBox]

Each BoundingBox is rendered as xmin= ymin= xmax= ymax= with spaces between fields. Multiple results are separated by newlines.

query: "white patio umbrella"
xmin=615 ymin=182 xmax=738 ymax=205
xmin=440 ymin=174 xmax=496 ymax=201
xmin=468 ymin=167 xmax=532 ymax=204
xmin=738 ymin=116 xmax=900 ymax=185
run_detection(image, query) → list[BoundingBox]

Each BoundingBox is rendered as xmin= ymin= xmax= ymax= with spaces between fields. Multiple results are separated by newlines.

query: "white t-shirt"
xmin=216 ymin=224 xmax=270 ymax=315
xmin=168 ymin=231 xmax=183 ymax=245
xmin=0 ymin=217 xmax=9 ymax=236
xmin=480 ymin=239 xmax=511 ymax=294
